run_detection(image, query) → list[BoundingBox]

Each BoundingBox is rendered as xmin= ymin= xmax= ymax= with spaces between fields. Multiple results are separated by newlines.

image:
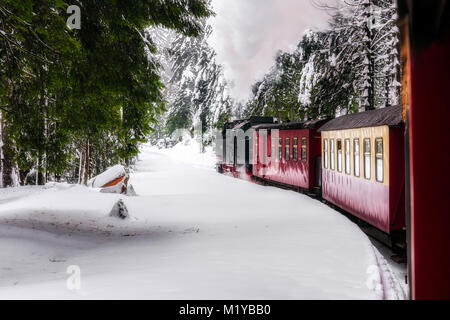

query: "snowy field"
xmin=0 ymin=142 xmax=406 ymax=300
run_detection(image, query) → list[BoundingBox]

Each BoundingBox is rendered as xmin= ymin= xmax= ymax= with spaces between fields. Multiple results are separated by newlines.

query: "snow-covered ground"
xmin=0 ymin=142 xmax=406 ymax=299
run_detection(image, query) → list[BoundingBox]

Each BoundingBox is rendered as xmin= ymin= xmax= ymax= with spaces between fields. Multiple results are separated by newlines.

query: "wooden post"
xmin=0 ymin=115 xmax=13 ymax=187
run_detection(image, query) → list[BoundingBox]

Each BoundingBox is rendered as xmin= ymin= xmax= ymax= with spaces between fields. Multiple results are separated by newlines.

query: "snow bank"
xmin=0 ymin=184 xmax=149 ymax=238
xmin=88 ymin=165 xmax=126 ymax=188
xmin=0 ymin=146 xmax=406 ymax=299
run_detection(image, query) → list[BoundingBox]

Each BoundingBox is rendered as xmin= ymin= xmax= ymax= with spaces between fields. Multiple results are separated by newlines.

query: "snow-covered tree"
xmin=154 ymin=23 xmax=236 ymax=141
xmin=326 ymin=0 xmax=401 ymax=111
xmin=245 ymin=50 xmax=303 ymax=121
xmin=245 ymin=0 xmax=401 ymax=120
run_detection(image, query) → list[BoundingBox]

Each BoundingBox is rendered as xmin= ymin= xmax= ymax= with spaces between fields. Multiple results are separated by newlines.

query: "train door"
xmin=245 ymin=136 xmax=252 ymax=174
xmin=314 ymin=156 xmax=322 ymax=188
xmin=261 ymin=137 xmax=267 ymax=178
xmin=245 ymin=136 xmax=250 ymax=165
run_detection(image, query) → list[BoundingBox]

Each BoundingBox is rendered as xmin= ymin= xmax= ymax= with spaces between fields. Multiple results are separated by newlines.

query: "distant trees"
xmin=245 ymin=0 xmax=401 ymax=121
xmin=243 ymin=50 xmax=303 ymax=122
xmin=325 ymin=0 xmax=401 ymax=111
xmin=154 ymin=23 xmax=236 ymax=143
xmin=0 ymin=0 xmax=212 ymax=187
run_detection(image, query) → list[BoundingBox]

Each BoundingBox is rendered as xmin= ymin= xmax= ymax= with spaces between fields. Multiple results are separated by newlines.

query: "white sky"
xmin=208 ymin=0 xmax=333 ymax=101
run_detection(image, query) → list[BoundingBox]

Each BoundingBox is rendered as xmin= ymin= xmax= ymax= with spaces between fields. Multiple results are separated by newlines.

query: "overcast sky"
xmin=208 ymin=0 xmax=333 ymax=101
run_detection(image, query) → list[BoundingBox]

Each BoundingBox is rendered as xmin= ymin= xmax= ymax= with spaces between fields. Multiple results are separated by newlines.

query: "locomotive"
xmin=216 ymin=106 xmax=405 ymax=248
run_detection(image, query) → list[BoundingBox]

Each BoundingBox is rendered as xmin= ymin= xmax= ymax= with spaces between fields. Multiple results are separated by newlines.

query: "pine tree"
xmin=0 ymin=0 xmax=80 ymax=186
xmin=0 ymin=0 xmax=213 ymax=186
xmin=159 ymin=22 xmax=236 ymax=140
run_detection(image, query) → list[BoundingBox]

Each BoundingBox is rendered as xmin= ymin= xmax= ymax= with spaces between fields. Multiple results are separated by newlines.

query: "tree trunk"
xmin=84 ymin=139 xmax=89 ymax=185
xmin=78 ymin=150 xmax=84 ymax=184
xmin=363 ymin=0 xmax=376 ymax=111
xmin=0 ymin=116 xmax=14 ymax=188
xmin=19 ymin=168 xmax=29 ymax=185
xmin=36 ymin=155 xmax=46 ymax=185
xmin=38 ymin=170 xmax=45 ymax=185
xmin=36 ymin=157 xmax=39 ymax=185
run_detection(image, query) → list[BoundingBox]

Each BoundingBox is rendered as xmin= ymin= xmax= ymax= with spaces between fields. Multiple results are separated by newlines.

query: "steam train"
xmin=215 ymin=0 xmax=450 ymax=299
xmin=216 ymin=106 xmax=405 ymax=247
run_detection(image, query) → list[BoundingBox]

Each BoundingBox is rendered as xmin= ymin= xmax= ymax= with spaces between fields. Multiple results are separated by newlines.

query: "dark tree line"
xmin=0 ymin=0 xmax=212 ymax=187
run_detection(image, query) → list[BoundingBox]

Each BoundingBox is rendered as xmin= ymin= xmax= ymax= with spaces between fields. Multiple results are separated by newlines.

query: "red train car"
xmin=251 ymin=120 xmax=327 ymax=192
xmin=215 ymin=0 xmax=450 ymax=299
xmin=217 ymin=117 xmax=274 ymax=178
xmin=318 ymin=106 xmax=405 ymax=235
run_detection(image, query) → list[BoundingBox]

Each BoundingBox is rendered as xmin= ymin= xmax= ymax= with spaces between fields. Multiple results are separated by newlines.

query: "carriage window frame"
xmin=345 ymin=139 xmax=351 ymax=175
xmin=330 ymin=139 xmax=335 ymax=170
xmin=375 ymin=138 xmax=384 ymax=183
xmin=271 ymin=136 xmax=276 ymax=160
xmin=323 ymin=139 xmax=328 ymax=169
xmin=337 ymin=139 xmax=342 ymax=172
xmin=293 ymin=137 xmax=298 ymax=162
xmin=278 ymin=137 xmax=283 ymax=161
xmin=285 ymin=137 xmax=290 ymax=161
xmin=301 ymin=137 xmax=307 ymax=163
xmin=354 ymin=138 xmax=360 ymax=177
xmin=364 ymin=138 xmax=371 ymax=180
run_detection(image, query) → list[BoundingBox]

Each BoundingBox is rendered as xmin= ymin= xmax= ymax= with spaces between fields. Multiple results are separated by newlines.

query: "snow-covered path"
xmin=0 ymin=144 xmax=405 ymax=299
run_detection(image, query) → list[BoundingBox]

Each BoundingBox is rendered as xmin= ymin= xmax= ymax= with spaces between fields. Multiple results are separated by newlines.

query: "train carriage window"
xmin=323 ymin=139 xmax=328 ymax=169
xmin=345 ymin=139 xmax=351 ymax=175
xmin=375 ymin=138 xmax=383 ymax=182
xmin=261 ymin=136 xmax=266 ymax=165
xmin=293 ymin=137 xmax=298 ymax=161
xmin=278 ymin=138 xmax=283 ymax=161
xmin=255 ymin=136 xmax=258 ymax=163
xmin=285 ymin=137 xmax=290 ymax=160
xmin=354 ymin=139 xmax=360 ymax=177
xmin=364 ymin=138 xmax=371 ymax=180
xmin=233 ymin=136 xmax=237 ymax=165
xmin=337 ymin=139 xmax=342 ymax=172
xmin=301 ymin=137 xmax=307 ymax=162
xmin=330 ymin=139 xmax=335 ymax=170
xmin=271 ymin=137 xmax=276 ymax=161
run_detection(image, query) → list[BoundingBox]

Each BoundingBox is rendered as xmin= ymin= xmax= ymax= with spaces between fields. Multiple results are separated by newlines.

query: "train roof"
xmin=318 ymin=106 xmax=403 ymax=132
xmin=252 ymin=119 xmax=329 ymax=130
xmin=222 ymin=116 xmax=274 ymax=135
xmin=223 ymin=119 xmax=246 ymax=130
xmin=229 ymin=116 xmax=274 ymax=130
